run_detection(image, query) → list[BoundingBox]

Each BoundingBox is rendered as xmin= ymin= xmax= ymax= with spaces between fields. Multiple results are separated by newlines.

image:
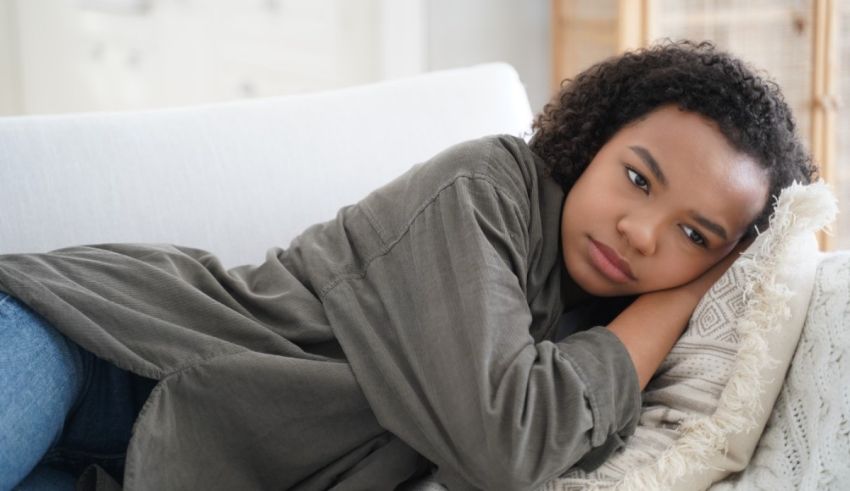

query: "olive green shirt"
xmin=0 ymin=135 xmax=641 ymax=490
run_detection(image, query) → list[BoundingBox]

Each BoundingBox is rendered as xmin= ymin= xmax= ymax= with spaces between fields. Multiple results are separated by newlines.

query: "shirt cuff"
xmin=555 ymin=325 xmax=642 ymax=448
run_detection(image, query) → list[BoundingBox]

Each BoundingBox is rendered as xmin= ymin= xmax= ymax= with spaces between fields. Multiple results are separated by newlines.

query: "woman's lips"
xmin=588 ymin=238 xmax=636 ymax=283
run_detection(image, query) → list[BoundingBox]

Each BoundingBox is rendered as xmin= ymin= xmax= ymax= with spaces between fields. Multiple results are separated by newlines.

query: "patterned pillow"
xmin=544 ymin=181 xmax=838 ymax=491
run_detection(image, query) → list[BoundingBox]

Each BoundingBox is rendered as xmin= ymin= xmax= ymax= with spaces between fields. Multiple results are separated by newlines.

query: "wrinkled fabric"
xmin=0 ymin=135 xmax=641 ymax=490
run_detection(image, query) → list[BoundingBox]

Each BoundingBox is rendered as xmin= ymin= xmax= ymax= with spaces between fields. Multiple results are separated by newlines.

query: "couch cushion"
xmin=0 ymin=63 xmax=532 ymax=267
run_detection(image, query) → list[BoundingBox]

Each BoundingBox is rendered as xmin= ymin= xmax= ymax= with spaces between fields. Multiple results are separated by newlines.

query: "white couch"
xmin=0 ymin=63 xmax=532 ymax=268
xmin=1 ymin=63 xmax=847 ymax=490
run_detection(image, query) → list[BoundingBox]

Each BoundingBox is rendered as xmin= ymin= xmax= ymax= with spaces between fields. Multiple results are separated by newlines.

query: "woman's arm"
xmin=332 ymin=173 xmax=644 ymax=489
xmin=608 ymin=245 xmax=746 ymax=389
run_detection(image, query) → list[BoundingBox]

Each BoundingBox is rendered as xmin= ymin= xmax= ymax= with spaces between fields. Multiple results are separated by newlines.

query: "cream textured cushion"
xmin=544 ymin=181 xmax=838 ymax=491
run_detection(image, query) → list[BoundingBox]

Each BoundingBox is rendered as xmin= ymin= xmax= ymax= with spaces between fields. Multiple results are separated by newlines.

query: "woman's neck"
xmin=560 ymin=261 xmax=594 ymax=312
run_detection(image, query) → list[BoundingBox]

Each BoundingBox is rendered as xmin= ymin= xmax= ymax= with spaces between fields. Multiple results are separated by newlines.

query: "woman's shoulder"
xmin=373 ymin=134 xmax=537 ymax=210
xmin=431 ymin=133 xmax=532 ymax=174
xmin=415 ymin=133 xmax=537 ymax=204
xmin=353 ymin=134 xmax=537 ymax=246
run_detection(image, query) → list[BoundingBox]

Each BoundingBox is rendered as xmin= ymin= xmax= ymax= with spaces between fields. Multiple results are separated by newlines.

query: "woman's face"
xmin=561 ymin=105 xmax=769 ymax=297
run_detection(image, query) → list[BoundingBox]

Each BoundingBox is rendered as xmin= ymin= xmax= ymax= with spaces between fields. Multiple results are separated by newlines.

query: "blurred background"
xmin=0 ymin=0 xmax=846 ymax=249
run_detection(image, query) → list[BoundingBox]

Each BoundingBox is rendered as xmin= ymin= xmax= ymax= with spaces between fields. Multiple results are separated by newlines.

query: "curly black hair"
xmin=529 ymin=39 xmax=818 ymax=240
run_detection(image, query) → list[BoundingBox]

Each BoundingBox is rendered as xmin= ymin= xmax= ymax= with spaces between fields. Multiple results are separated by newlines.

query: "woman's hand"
xmin=607 ymin=237 xmax=753 ymax=389
xmin=679 ymin=237 xmax=753 ymax=303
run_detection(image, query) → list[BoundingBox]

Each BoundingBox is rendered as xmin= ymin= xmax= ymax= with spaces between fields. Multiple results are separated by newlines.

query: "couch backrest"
xmin=0 ymin=63 xmax=533 ymax=267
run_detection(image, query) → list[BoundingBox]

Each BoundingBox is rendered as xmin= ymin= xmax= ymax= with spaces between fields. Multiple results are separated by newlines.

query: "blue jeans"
xmin=0 ymin=293 xmax=157 ymax=490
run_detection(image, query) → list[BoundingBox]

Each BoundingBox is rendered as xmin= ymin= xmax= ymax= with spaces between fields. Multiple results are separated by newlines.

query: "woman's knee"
xmin=0 ymin=294 xmax=85 ymax=489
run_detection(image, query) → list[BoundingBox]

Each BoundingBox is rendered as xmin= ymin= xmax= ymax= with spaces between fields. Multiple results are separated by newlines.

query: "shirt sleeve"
xmin=322 ymin=175 xmax=641 ymax=490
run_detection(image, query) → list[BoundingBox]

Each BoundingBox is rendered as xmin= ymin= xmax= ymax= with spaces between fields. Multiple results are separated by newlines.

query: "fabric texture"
xmin=542 ymin=181 xmax=838 ymax=490
xmin=711 ymin=250 xmax=850 ymax=490
xmin=0 ymin=135 xmax=641 ymax=491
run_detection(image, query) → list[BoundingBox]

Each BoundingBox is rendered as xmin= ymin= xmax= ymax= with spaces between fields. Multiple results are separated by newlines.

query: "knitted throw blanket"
xmin=711 ymin=250 xmax=850 ymax=490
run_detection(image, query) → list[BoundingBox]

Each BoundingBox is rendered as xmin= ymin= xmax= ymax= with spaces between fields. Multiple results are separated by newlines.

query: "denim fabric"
xmin=0 ymin=293 xmax=157 ymax=489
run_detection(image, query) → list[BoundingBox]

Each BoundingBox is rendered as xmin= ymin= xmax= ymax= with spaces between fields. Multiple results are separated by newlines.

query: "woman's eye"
xmin=682 ymin=225 xmax=707 ymax=247
xmin=626 ymin=168 xmax=649 ymax=192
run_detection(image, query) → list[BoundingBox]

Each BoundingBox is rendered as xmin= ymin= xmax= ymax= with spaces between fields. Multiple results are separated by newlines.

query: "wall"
xmin=5 ymin=0 xmax=388 ymax=114
xmin=0 ymin=0 xmax=20 ymax=115
xmin=426 ymin=0 xmax=551 ymax=114
xmin=0 ymin=0 xmax=549 ymax=115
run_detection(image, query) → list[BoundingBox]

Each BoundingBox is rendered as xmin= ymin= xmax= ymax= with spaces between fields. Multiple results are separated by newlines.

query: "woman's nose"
xmin=617 ymin=213 xmax=660 ymax=256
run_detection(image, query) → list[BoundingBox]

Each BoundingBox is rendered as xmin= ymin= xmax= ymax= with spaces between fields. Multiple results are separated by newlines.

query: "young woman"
xmin=0 ymin=40 xmax=816 ymax=491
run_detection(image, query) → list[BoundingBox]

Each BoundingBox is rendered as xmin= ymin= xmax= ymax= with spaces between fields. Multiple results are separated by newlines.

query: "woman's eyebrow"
xmin=691 ymin=213 xmax=728 ymax=241
xmin=628 ymin=145 xmax=728 ymax=241
xmin=628 ymin=145 xmax=668 ymax=186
